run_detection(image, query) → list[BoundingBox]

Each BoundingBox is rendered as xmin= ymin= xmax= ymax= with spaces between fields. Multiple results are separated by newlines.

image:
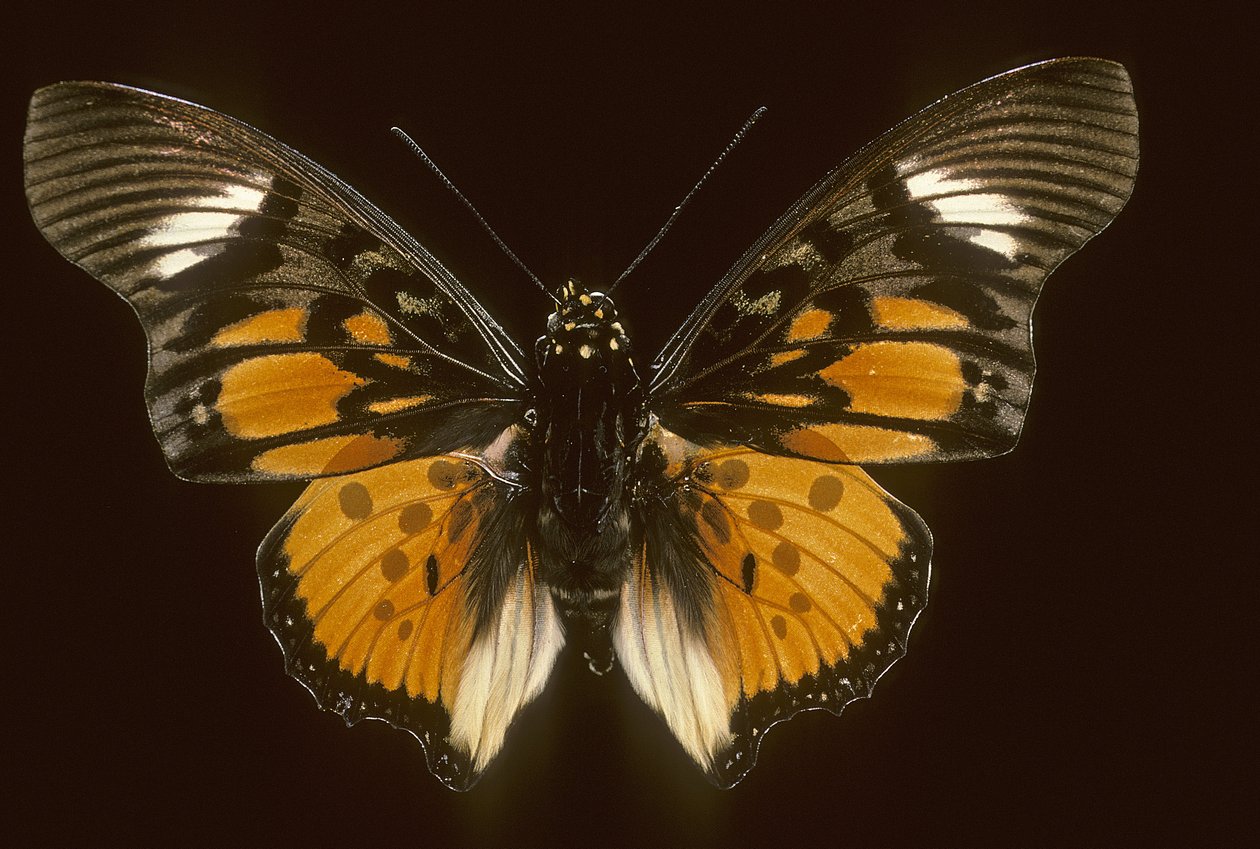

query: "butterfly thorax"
xmin=534 ymin=282 xmax=644 ymax=669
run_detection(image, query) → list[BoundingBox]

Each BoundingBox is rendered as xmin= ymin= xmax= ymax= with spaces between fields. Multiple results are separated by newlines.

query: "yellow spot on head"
xmin=342 ymin=310 xmax=393 ymax=345
xmin=594 ymin=309 xmax=604 ymax=319
xmin=211 ymin=308 xmax=306 ymax=347
xmin=609 ymin=338 xmax=619 ymax=350
xmin=555 ymin=343 xmax=564 ymax=354
xmin=579 ymin=344 xmax=593 ymax=359
xmin=579 ymin=294 xmax=592 ymax=305
xmin=564 ymin=322 xmax=576 ymax=331
xmin=786 ymin=308 xmax=831 ymax=342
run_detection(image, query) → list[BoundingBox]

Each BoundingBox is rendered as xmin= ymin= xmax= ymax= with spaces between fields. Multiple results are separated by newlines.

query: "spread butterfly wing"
xmin=258 ymin=437 xmax=563 ymax=790
xmin=617 ymin=421 xmax=929 ymax=787
xmin=24 ymin=81 xmax=528 ymax=482
xmin=651 ymin=57 xmax=1138 ymax=464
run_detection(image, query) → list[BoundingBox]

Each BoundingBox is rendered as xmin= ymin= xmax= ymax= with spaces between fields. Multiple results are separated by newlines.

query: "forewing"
xmin=258 ymin=441 xmax=562 ymax=790
xmin=651 ymin=58 xmax=1138 ymax=463
xmin=616 ymin=421 xmax=929 ymax=786
xmin=25 ymin=82 xmax=528 ymax=482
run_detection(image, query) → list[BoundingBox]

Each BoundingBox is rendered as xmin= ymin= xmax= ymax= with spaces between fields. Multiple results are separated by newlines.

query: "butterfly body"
xmin=534 ymin=282 xmax=644 ymax=672
xmin=24 ymin=58 xmax=1137 ymax=789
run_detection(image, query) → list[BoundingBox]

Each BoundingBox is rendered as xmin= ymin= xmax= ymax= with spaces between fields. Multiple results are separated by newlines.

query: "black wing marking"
xmin=650 ymin=58 xmax=1138 ymax=464
xmin=25 ymin=82 xmax=528 ymax=481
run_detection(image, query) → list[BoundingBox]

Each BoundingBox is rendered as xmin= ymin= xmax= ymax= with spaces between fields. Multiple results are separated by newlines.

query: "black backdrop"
xmin=7 ymin=2 xmax=1250 ymax=846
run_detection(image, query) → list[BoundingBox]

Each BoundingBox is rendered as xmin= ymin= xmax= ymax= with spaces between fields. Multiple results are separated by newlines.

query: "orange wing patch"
xmin=868 ymin=296 xmax=969 ymax=330
xmin=216 ymin=352 xmax=366 ymax=438
xmin=211 ymin=307 xmax=308 ymax=347
xmin=688 ymin=448 xmax=923 ymax=700
xmin=618 ymin=421 xmax=930 ymax=787
xmin=786 ymin=308 xmax=832 ymax=342
xmin=819 ymin=341 xmax=964 ymax=420
xmin=250 ymin=433 xmax=404 ymax=476
xmin=780 ymin=423 xmax=937 ymax=463
xmin=342 ymin=309 xmax=394 ymax=345
xmin=277 ymin=456 xmax=490 ymax=701
xmin=258 ymin=452 xmax=562 ymax=789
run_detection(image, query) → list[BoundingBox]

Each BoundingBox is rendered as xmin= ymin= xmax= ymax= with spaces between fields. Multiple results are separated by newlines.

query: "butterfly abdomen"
xmin=534 ymin=283 xmax=644 ymax=669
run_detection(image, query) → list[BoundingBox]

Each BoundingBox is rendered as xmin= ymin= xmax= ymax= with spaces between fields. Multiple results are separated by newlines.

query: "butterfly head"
xmin=538 ymin=280 xmax=633 ymax=380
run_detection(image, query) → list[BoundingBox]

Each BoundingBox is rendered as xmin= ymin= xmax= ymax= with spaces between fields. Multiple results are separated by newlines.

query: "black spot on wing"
xmin=238 ymin=199 xmax=296 ymax=241
xmin=425 ymin=554 xmax=439 ymax=596
xmin=893 ymin=228 xmax=1017 ymax=273
xmin=323 ymin=222 xmax=382 ymax=269
xmin=911 ymin=278 xmax=1017 ymax=331
xmin=740 ymin=552 xmax=757 ymax=594
xmin=260 ymin=176 xmax=302 ymax=220
xmin=700 ymin=498 xmax=732 ymax=545
xmin=868 ymin=163 xmax=932 ymax=226
xmin=163 ymin=293 xmax=270 ymax=353
xmin=148 ymin=241 xmax=284 ymax=296
xmin=807 ymin=285 xmax=875 ymax=338
xmin=800 ymin=218 xmax=854 ymax=264
xmin=304 ymin=294 xmax=370 ymax=342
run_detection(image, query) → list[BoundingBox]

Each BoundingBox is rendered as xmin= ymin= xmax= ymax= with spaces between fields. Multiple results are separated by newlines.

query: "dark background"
xmin=6 ymin=2 xmax=1249 ymax=846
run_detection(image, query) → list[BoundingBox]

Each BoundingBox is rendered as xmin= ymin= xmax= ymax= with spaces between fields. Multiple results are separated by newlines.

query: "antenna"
xmin=605 ymin=106 xmax=768 ymax=297
xmin=391 ymin=127 xmax=557 ymax=304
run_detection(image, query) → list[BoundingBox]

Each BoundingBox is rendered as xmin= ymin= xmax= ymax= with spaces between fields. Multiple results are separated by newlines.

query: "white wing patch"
xmin=191 ymin=183 xmax=269 ymax=209
xmin=151 ymin=244 xmax=226 ymax=277
xmin=142 ymin=210 xmax=249 ymax=247
xmin=901 ymin=163 xmax=1029 ymax=257
xmin=449 ymin=570 xmax=564 ymax=771
xmin=967 ymin=229 xmax=1023 ymax=258
xmin=142 ymin=184 xmax=265 ymax=245
xmin=902 ymin=165 xmax=980 ymax=199
xmin=928 ymin=192 xmax=1028 ymax=228
xmin=614 ymin=571 xmax=731 ymax=771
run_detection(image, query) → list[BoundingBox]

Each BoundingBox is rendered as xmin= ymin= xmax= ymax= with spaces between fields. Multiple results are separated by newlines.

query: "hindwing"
xmin=618 ymin=420 xmax=929 ymax=786
xmin=258 ymin=439 xmax=562 ymax=789
xmin=24 ymin=82 xmax=527 ymax=482
xmin=651 ymin=58 xmax=1138 ymax=464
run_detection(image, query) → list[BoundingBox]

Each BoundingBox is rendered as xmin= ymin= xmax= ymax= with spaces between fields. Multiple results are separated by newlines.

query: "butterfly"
xmin=23 ymin=57 xmax=1137 ymax=790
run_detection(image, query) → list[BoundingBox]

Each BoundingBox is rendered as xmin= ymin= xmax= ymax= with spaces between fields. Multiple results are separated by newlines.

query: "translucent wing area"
xmin=616 ymin=420 xmax=930 ymax=787
xmin=24 ymin=82 xmax=528 ymax=482
xmin=258 ymin=443 xmax=562 ymax=790
xmin=651 ymin=58 xmax=1138 ymax=464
